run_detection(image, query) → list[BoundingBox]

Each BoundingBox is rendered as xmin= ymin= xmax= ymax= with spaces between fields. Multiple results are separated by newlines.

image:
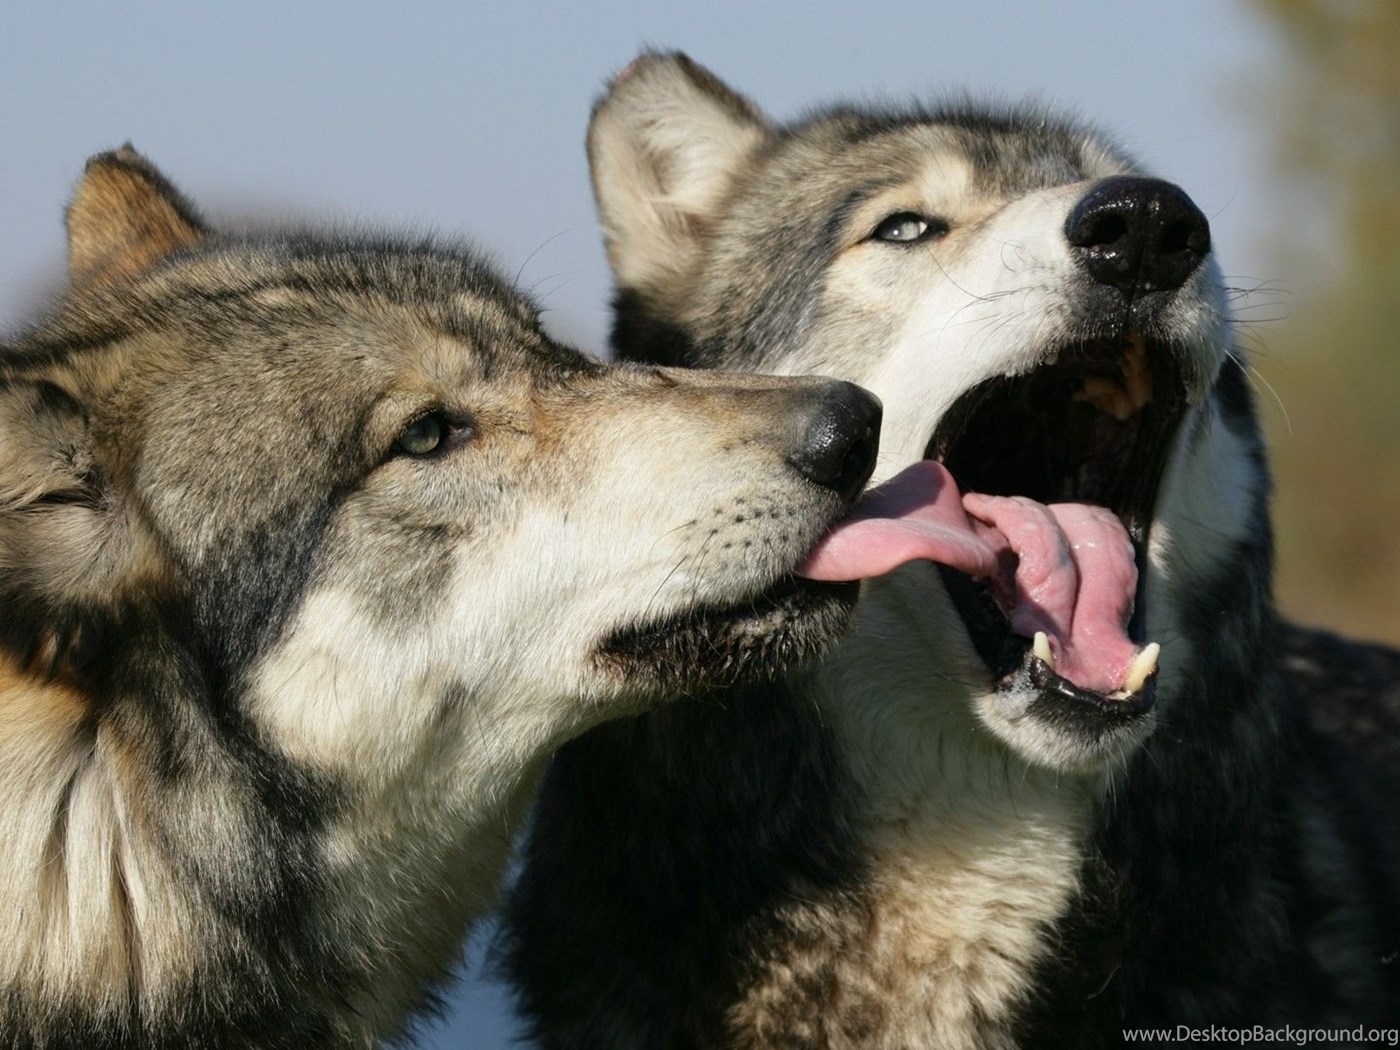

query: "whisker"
xmin=513 ymin=228 xmax=575 ymax=287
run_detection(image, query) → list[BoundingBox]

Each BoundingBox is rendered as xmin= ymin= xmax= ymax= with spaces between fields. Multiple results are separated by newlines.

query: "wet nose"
xmin=787 ymin=381 xmax=881 ymax=502
xmin=1065 ymin=176 xmax=1210 ymax=299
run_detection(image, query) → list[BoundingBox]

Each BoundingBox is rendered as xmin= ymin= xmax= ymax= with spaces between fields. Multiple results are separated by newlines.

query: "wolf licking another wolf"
xmin=0 ymin=147 xmax=879 ymax=1047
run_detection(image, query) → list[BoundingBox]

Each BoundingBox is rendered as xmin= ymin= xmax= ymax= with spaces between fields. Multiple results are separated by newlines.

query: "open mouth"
xmin=801 ymin=334 xmax=1188 ymax=712
xmin=927 ymin=334 xmax=1187 ymax=710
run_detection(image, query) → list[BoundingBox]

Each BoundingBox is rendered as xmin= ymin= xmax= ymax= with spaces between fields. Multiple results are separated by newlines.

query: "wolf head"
xmin=0 ymin=147 xmax=878 ymax=1039
xmin=586 ymin=53 xmax=1268 ymax=772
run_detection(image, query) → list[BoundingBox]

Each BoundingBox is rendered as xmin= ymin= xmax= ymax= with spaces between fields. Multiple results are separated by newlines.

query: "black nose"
xmin=1065 ymin=176 xmax=1210 ymax=300
xmin=787 ymin=381 xmax=881 ymax=503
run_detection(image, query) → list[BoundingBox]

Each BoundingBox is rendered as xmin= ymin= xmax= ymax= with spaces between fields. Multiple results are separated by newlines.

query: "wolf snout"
xmin=785 ymin=381 xmax=881 ymax=502
xmin=1065 ymin=176 xmax=1210 ymax=299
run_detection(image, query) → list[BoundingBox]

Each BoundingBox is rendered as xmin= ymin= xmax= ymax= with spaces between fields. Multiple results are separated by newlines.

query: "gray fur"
xmin=505 ymin=53 xmax=1400 ymax=1046
xmin=0 ymin=147 xmax=866 ymax=1047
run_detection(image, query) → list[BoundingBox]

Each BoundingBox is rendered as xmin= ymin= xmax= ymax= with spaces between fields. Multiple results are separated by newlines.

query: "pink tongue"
xmin=799 ymin=461 xmax=1141 ymax=694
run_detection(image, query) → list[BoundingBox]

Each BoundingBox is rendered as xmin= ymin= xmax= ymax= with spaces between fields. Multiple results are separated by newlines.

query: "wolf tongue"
xmin=961 ymin=495 xmax=1140 ymax=694
xmin=796 ymin=461 xmax=1005 ymax=582
xmin=798 ymin=461 xmax=1143 ymax=694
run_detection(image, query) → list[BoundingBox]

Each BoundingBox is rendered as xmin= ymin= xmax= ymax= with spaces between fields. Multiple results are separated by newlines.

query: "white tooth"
xmin=1123 ymin=642 xmax=1161 ymax=694
xmin=1033 ymin=631 xmax=1055 ymax=668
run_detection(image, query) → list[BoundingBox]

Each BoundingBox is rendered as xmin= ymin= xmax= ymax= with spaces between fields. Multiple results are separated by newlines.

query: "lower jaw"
xmin=592 ymin=577 xmax=859 ymax=691
xmin=935 ymin=562 xmax=1158 ymax=718
xmin=979 ymin=669 xmax=1159 ymax=774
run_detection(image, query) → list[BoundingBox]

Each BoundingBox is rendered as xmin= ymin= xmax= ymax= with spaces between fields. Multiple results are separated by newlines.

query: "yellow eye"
xmin=396 ymin=414 xmax=446 ymax=456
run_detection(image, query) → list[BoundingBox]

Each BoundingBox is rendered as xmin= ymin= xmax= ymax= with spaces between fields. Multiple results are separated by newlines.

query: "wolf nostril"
xmin=1080 ymin=213 xmax=1128 ymax=249
xmin=787 ymin=381 xmax=882 ymax=503
xmin=1065 ymin=176 xmax=1210 ymax=299
xmin=1161 ymin=216 xmax=1209 ymax=256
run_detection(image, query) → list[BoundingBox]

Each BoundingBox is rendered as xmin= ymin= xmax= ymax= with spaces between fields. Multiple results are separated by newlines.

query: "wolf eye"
xmin=871 ymin=212 xmax=948 ymax=244
xmin=394 ymin=412 xmax=471 ymax=457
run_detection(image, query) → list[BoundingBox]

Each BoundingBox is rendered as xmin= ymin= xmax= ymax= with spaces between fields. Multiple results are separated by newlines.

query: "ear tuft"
xmin=588 ymin=52 xmax=769 ymax=304
xmin=65 ymin=145 xmax=209 ymax=291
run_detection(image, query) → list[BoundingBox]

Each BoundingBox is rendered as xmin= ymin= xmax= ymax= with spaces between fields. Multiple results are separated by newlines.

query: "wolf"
xmin=504 ymin=53 xmax=1400 ymax=1047
xmin=0 ymin=146 xmax=880 ymax=1048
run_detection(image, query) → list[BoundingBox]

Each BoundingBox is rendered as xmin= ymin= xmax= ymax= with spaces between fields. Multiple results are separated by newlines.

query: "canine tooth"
xmin=1033 ymin=631 xmax=1055 ymax=668
xmin=1123 ymin=642 xmax=1161 ymax=694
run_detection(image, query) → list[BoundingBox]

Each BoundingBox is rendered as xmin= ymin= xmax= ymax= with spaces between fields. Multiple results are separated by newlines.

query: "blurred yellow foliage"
xmin=1251 ymin=0 xmax=1400 ymax=643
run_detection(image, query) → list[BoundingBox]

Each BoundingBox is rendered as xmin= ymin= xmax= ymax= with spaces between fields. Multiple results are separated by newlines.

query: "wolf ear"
xmin=588 ymin=52 xmax=769 ymax=304
xmin=65 ymin=145 xmax=209 ymax=291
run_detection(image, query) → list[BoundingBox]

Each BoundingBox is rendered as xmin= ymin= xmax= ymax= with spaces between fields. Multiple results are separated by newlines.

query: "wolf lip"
xmin=800 ymin=334 xmax=1187 ymax=703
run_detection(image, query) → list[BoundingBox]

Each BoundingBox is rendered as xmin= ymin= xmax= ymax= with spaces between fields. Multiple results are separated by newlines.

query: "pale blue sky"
xmin=1 ymin=2 xmax=1295 ymax=1045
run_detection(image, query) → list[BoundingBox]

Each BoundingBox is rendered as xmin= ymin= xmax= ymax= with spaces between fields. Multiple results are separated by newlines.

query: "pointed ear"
xmin=588 ymin=52 xmax=769 ymax=304
xmin=65 ymin=145 xmax=209 ymax=291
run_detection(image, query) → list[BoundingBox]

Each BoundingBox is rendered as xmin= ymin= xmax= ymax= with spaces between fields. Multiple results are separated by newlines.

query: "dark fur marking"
xmin=593 ymin=579 xmax=857 ymax=691
xmin=503 ymin=678 xmax=870 ymax=1049
xmin=2 ymin=236 xmax=543 ymax=377
xmin=611 ymin=289 xmax=698 ymax=367
xmin=1214 ymin=352 xmax=1259 ymax=437
xmin=189 ymin=493 xmax=347 ymax=687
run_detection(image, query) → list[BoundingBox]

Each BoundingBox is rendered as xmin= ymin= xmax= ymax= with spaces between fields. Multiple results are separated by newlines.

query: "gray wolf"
xmin=0 ymin=147 xmax=878 ymax=1047
xmin=504 ymin=52 xmax=1400 ymax=1047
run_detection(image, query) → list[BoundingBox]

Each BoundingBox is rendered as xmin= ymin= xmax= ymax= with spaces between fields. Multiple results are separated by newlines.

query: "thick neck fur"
xmin=509 ymin=598 xmax=1108 ymax=1048
xmin=0 ymin=637 xmax=537 ymax=1048
xmin=508 ymin=366 xmax=1400 ymax=1044
xmin=725 ymin=574 xmax=1105 ymax=1049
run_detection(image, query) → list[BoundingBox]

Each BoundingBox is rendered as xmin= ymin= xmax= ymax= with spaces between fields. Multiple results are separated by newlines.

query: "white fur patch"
xmin=0 ymin=667 xmax=204 ymax=1016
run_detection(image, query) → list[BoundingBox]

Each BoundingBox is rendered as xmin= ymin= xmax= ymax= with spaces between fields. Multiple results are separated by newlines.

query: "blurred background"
xmin=3 ymin=0 xmax=1395 ymax=1044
